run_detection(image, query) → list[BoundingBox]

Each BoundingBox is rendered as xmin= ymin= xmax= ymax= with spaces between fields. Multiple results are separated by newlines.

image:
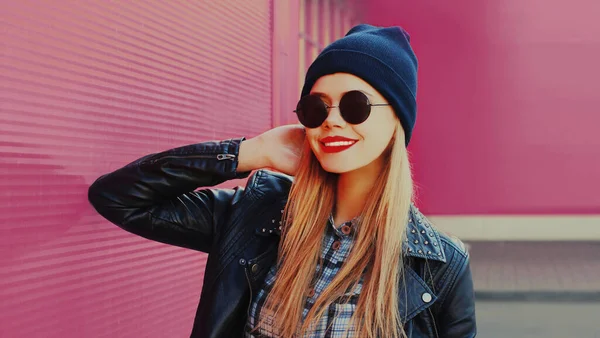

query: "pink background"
xmin=1 ymin=1 xmax=273 ymax=337
xmin=367 ymin=0 xmax=600 ymax=215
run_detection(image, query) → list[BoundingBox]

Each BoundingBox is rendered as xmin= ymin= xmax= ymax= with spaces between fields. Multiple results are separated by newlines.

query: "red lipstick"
xmin=319 ymin=136 xmax=358 ymax=153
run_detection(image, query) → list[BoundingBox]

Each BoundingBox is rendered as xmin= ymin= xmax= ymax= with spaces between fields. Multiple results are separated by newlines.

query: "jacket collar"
xmin=262 ymin=205 xmax=447 ymax=263
xmin=403 ymin=205 xmax=447 ymax=263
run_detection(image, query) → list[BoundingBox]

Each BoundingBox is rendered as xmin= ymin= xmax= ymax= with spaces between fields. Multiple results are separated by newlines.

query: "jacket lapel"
xmin=398 ymin=265 xmax=438 ymax=323
xmin=398 ymin=205 xmax=447 ymax=323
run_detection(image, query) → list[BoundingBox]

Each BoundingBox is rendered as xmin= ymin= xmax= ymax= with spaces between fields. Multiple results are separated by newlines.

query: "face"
xmin=304 ymin=73 xmax=399 ymax=174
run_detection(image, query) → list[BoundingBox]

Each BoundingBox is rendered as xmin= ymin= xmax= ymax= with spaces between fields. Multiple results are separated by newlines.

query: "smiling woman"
xmin=88 ymin=24 xmax=476 ymax=338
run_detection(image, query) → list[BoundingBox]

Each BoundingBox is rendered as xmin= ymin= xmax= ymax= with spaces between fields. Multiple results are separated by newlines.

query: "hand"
xmin=261 ymin=124 xmax=306 ymax=175
xmin=238 ymin=124 xmax=305 ymax=175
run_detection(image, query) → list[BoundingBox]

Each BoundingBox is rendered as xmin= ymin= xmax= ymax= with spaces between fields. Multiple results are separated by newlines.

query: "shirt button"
xmin=341 ymin=225 xmax=352 ymax=235
xmin=332 ymin=241 xmax=341 ymax=250
xmin=251 ymin=264 xmax=259 ymax=274
xmin=422 ymin=292 xmax=432 ymax=303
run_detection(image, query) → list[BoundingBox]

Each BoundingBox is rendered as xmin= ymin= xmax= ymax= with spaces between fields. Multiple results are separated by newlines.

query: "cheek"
xmin=355 ymin=116 xmax=397 ymax=147
xmin=305 ymin=129 xmax=321 ymax=151
xmin=305 ymin=129 xmax=318 ymax=143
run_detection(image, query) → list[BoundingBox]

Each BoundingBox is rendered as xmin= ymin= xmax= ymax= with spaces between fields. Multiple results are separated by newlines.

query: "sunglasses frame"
xmin=293 ymin=90 xmax=390 ymax=128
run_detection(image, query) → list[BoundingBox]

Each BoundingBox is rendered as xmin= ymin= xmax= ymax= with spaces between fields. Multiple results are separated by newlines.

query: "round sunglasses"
xmin=294 ymin=90 xmax=390 ymax=128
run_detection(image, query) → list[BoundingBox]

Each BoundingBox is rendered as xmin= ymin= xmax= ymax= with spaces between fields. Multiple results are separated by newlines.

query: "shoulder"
xmin=408 ymin=208 xmax=477 ymax=335
xmin=244 ymin=169 xmax=294 ymax=200
xmin=405 ymin=206 xmax=475 ymax=306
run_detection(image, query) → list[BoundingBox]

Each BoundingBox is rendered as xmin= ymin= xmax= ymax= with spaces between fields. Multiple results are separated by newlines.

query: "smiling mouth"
xmin=320 ymin=140 xmax=357 ymax=153
xmin=323 ymin=140 xmax=356 ymax=147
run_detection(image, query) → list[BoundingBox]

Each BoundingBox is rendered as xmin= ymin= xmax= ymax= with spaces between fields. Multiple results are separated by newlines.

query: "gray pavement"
xmin=467 ymin=241 xmax=600 ymax=300
xmin=476 ymin=300 xmax=600 ymax=338
xmin=464 ymin=242 xmax=600 ymax=337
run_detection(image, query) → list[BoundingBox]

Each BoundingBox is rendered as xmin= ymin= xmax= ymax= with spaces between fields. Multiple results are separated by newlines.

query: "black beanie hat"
xmin=300 ymin=24 xmax=418 ymax=145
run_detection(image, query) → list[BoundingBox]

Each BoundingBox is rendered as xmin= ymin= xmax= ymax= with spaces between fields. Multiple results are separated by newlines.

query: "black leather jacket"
xmin=88 ymin=138 xmax=477 ymax=338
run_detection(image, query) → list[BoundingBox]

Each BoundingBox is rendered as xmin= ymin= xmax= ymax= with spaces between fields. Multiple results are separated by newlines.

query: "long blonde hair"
xmin=259 ymin=123 xmax=413 ymax=338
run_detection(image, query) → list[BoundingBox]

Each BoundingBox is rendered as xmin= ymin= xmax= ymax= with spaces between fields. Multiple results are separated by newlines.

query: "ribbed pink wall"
xmin=1 ymin=1 xmax=272 ymax=337
xmin=366 ymin=0 xmax=600 ymax=215
xmin=272 ymin=0 xmax=301 ymax=127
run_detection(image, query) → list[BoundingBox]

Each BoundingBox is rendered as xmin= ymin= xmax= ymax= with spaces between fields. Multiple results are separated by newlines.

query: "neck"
xmin=333 ymin=161 xmax=383 ymax=225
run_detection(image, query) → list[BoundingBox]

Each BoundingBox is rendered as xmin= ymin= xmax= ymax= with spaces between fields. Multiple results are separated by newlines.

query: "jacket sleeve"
xmin=438 ymin=255 xmax=477 ymax=337
xmin=87 ymin=138 xmax=250 ymax=253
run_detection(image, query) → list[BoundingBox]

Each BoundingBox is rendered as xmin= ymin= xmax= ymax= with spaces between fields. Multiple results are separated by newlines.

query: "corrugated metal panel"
xmin=0 ymin=1 xmax=272 ymax=337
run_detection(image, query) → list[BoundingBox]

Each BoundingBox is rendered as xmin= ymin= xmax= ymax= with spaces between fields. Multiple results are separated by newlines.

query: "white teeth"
xmin=324 ymin=141 xmax=355 ymax=147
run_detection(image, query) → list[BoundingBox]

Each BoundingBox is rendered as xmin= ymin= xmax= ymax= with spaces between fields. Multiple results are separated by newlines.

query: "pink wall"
xmin=0 ymin=1 xmax=273 ymax=337
xmin=366 ymin=0 xmax=600 ymax=215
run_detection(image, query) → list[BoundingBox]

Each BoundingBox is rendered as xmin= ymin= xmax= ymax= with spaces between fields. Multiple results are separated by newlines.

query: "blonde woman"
xmin=89 ymin=24 xmax=476 ymax=338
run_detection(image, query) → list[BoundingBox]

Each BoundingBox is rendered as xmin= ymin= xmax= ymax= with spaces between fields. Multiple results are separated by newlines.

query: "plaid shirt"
xmin=245 ymin=215 xmax=362 ymax=338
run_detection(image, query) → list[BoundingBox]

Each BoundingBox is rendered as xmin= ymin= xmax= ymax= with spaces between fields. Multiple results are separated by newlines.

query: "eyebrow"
xmin=311 ymin=92 xmax=330 ymax=99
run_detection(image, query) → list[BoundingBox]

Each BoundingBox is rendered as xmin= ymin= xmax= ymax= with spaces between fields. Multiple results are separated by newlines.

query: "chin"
xmin=319 ymin=164 xmax=347 ymax=174
xmin=310 ymin=144 xmax=368 ymax=174
xmin=316 ymin=156 xmax=363 ymax=174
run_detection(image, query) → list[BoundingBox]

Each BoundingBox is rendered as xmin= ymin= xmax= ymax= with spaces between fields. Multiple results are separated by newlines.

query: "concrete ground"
xmin=476 ymin=300 xmax=600 ymax=338
xmin=467 ymin=241 xmax=600 ymax=300
xmin=468 ymin=242 xmax=600 ymax=337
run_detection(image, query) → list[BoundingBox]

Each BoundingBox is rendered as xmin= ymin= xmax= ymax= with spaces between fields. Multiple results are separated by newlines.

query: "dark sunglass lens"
xmin=339 ymin=90 xmax=371 ymax=124
xmin=296 ymin=95 xmax=327 ymax=128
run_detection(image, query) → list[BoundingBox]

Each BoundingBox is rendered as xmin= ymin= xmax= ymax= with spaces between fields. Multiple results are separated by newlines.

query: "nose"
xmin=322 ymin=105 xmax=346 ymax=129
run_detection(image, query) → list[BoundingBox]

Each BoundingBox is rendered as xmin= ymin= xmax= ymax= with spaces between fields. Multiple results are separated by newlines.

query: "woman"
xmin=89 ymin=24 xmax=476 ymax=338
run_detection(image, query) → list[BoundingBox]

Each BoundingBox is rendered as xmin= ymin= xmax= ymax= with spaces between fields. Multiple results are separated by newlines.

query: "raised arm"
xmin=88 ymin=138 xmax=254 ymax=253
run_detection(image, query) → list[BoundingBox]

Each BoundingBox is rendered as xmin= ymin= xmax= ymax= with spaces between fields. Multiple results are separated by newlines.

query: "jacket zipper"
xmin=244 ymin=265 xmax=256 ymax=337
xmin=428 ymin=307 xmax=440 ymax=338
xmin=148 ymin=153 xmax=235 ymax=163
xmin=244 ymin=266 xmax=254 ymax=322
xmin=217 ymin=154 xmax=236 ymax=160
